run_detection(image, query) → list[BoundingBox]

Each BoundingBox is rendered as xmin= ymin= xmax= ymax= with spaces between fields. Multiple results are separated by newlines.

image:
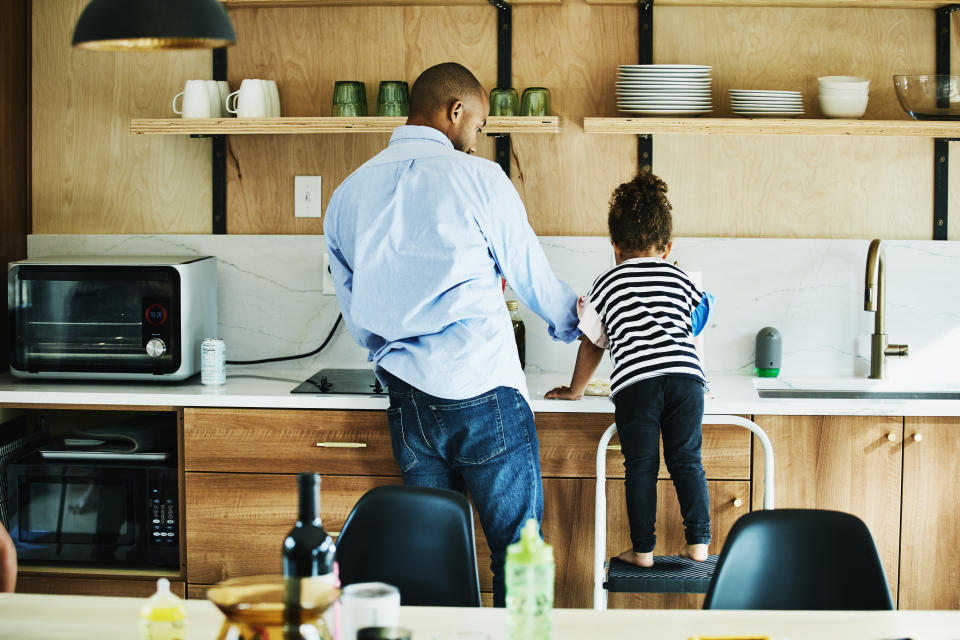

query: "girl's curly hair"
xmin=607 ymin=171 xmax=673 ymax=254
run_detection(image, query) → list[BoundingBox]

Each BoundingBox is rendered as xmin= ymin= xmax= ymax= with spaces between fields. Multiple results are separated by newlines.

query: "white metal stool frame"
xmin=593 ymin=414 xmax=775 ymax=610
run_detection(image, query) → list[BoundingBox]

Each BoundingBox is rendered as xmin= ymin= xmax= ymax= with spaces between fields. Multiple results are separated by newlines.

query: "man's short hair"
xmin=409 ymin=62 xmax=485 ymax=116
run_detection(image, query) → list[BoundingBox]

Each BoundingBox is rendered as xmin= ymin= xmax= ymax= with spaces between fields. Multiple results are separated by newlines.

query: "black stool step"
xmin=605 ymin=554 xmax=719 ymax=594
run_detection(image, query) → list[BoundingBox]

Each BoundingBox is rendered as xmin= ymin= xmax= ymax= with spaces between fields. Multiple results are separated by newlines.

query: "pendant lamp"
xmin=72 ymin=0 xmax=236 ymax=51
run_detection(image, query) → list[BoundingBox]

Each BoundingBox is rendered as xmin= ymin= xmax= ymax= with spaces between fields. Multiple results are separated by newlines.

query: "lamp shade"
xmin=72 ymin=0 xmax=237 ymax=51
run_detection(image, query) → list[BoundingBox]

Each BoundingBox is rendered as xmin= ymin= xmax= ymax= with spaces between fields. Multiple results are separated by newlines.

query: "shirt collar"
xmin=621 ymin=256 xmax=666 ymax=265
xmin=389 ymin=125 xmax=454 ymax=149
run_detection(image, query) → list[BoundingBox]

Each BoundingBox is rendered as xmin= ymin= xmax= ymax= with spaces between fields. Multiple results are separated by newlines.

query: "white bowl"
xmin=818 ymin=87 xmax=869 ymax=96
xmin=818 ymin=92 xmax=868 ymax=118
xmin=818 ymin=75 xmax=870 ymax=90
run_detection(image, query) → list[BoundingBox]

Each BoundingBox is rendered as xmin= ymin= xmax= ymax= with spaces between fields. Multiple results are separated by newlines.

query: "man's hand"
xmin=545 ymin=385 xmax=582 ymax=401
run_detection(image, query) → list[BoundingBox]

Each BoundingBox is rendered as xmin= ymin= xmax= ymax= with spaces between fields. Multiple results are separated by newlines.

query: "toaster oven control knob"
xmin=145 ymin=338 xmax=167 ymax=358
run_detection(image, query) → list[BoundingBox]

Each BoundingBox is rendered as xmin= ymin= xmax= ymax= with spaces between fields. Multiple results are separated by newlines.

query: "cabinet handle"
xmin=606 ymin=445 xmax=622 ymax=451
xmin=886 ymin=432 xmax=898 ymax=443
xmin=912 ymin=433 xmax=923 ymax=442
xmin=316 ymin=442 xmax=367 ymax=448
xmin=732 ymin=498 xmax=743 ymax=508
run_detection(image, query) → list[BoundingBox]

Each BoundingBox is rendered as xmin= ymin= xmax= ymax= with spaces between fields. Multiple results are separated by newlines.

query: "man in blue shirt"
xmin=324 ymin=62 xmax=580 ymax=606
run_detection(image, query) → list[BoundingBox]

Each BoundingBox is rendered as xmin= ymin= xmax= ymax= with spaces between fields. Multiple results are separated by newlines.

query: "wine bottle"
xmin=282 ymin=472 xmax=336 ymax=640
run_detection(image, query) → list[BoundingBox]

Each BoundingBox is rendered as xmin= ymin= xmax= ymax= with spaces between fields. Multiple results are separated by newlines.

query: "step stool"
xmin=593 ymin=414 xmax=775 ymax=610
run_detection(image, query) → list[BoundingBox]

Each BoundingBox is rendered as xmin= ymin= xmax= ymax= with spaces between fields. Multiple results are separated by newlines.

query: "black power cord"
xmin=226 ymin=313 xmax=342 ymax=365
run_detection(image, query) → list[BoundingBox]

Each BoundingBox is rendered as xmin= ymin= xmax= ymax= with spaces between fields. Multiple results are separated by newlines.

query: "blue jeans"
xmin=613 ymin=375 xmax=711 ymax=553
xmin=380 ymin=369 xmax=543 ymax=607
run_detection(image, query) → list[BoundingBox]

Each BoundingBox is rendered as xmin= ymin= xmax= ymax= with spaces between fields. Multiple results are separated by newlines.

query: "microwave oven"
xmin=5 ymin=455 xmax=179 ymax=568
xmin=8 ymin=256 xmax=217 ymax=380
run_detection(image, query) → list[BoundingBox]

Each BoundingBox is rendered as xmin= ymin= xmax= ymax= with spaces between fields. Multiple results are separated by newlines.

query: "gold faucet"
xmin=864 ymin=239 xmax=908 ymax=378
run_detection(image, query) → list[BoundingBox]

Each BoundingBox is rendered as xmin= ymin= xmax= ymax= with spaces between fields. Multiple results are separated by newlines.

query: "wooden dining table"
xmin=1 ymin=592 xmax=959 ymax=640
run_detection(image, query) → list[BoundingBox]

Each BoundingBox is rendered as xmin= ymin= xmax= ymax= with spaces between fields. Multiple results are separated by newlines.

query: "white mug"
xmin=266 ymin=79 xmax=281 ymax=117
xmin=339 ymin=582 xmax=400 ymax=640
xmin=226 ymin=78 xmax=269 ymax=118
xmin=173 ymin=80 xmax=219 ymax=118
xmin=216 ymin=81 xmax=231 ymax=117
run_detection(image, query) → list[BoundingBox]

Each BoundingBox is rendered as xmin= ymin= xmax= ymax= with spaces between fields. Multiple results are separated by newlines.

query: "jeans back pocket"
xmin=385 ymin=406 xmax=418 ymax=472
xmin=430 ymin=392 xmax=506 ymax=465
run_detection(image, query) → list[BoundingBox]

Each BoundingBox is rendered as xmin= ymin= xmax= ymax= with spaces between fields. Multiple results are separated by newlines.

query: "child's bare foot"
xmin=680 ymin=543 xmax=709 ymax=561
xmin=616 ymin=549 xmax=654 ymax=567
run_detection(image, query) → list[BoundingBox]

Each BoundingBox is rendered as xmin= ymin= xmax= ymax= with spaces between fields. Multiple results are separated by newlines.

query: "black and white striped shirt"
xmin=586 ymin=258 xmax=706 ymax=397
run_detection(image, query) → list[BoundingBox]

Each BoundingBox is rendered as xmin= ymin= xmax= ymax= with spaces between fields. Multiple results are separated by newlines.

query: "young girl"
xmin=546 ymin=171 xmax=713 ymax=567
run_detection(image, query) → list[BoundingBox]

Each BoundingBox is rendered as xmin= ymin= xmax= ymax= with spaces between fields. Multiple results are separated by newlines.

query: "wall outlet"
xmin=322 ymin=250 xmax=336 ymax=295
xmin=295 ymin=175 xmax=323 ymax=218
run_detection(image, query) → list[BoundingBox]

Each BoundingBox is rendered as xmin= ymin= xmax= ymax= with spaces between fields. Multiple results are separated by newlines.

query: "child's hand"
xmin=545 ymin=385 xmax=582 ymax=400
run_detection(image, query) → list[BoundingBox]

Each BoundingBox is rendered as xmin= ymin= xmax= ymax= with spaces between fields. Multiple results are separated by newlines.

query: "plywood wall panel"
xmin=32 ymin=0 xmax=212 ymax=234
xmin=31 ymin=1 xmax=958 ymax=239
xmin=510 ymin=3 xmax=945 ymax=239
xmin=224 ymin=6 xmax=497 ymax=233
xmin=512 ymin=3 xmax=638 ymax=236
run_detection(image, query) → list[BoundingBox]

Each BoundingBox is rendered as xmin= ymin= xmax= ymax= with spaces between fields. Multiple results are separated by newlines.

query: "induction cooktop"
xmin=291 ymin=368 xmax=385 ymax=395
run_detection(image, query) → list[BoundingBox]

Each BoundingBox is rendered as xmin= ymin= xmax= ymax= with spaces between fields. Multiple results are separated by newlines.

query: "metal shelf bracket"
xmin=933 ymin=4 xmax=960 ymax=240
xmin=212 ymin=48 xmax=228 ymax=234
xmin=489 ymin=0 xmax=513 ymax=177
xmin=638 ymin=0 xmax=653 ymax=172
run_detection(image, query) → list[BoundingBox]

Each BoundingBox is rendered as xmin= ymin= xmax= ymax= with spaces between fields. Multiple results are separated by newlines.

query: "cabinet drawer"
xmin=16 ymin=576 xmax=185 ymax=598
xmin=184 ymin=408 xmax=399 ymax=475
xmin=186 ymin=472 xmax=400 ymax=584
xmin=537 ymin=413 xmax=751 ymax=480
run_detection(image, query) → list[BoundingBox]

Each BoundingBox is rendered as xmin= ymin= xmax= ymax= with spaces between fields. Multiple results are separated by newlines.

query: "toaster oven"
xmin=8 ymin=256 xmax=217 ymax=380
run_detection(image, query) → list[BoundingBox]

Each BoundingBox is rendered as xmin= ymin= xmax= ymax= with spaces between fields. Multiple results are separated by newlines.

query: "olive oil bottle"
xmin=507 ymin=300 xmax=526 ymax=370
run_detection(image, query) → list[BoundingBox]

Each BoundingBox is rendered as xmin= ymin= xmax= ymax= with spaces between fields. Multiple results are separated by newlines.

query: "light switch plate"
xmin=295 ymin=176 xmax=323 ymax=218
xmin=321 ymin=250 xmax=336 ymax=295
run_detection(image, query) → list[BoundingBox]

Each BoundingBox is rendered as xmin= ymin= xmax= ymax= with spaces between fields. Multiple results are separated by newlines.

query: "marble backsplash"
xmin=26 ymin=235 xmax=960 ymax=384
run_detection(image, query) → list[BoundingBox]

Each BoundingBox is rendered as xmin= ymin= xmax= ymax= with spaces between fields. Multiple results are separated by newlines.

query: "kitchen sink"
xmin=757 ymin=389 xmax=960 ymax=400
xmin=754 ymin=377 xmax=960 ymax=401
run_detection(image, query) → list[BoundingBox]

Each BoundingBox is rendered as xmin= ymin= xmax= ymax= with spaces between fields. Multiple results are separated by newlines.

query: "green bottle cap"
xmin=506 ymin=518 xmax=553 ymax=566
xmin=756 ymin=367 xmax=780 ymax=378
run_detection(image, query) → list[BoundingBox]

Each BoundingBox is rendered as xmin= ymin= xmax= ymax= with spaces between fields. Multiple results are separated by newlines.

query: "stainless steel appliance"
xmin=8 ymin=256 xmax=217 ymax=380
xmin=4 ymin=413 xmax=179 ymax=568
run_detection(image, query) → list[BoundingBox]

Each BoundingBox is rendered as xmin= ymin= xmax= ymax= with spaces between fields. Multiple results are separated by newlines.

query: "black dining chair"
xmin=334 ymin=484 xmax=482 ymax=607
xmin=702 ymin=508 xmax=894 ymax=610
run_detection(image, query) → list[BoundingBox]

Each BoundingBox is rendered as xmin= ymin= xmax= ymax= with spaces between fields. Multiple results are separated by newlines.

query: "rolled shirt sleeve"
xmin=691 ymin=292 xmax=714 ymax=337
xmin=478 ymin=170 xmax=581 ymax=343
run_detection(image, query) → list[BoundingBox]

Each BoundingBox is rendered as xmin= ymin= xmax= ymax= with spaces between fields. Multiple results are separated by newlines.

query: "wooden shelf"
xmin=583 ymin=0 xmax=948 ymax=7
xmin=582 ymin=117 xmax=960 ymax=137
xmin=130 ymin=116 xmax=561 ymax=135
xmin=222 ymin=0 xmax=560 ymax=7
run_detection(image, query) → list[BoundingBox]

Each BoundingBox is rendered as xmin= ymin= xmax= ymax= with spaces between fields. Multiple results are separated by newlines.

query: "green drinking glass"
xmin=520 ymin=87 xmax=551 ymax=116
xmin=489 ymin=87 xmax=519 ymax=116
xmin=332 ymin=81 xmax=368 ymax=117
xmin=376 ymin=80 xmax=410 ymax=116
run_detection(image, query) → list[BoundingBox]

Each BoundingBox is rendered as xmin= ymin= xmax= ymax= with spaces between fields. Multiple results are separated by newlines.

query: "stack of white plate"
xmin=730 ymin=89 xmax=804 ymax=117
xmin=616 ymin=64 xmax=712 ymax=116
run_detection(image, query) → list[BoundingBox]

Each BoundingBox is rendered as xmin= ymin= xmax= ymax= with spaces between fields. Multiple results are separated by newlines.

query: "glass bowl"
xmin=893 ymin=74 xmax=960 ymax=120
xmin=206 ymin=574 xmax=340 ymax=638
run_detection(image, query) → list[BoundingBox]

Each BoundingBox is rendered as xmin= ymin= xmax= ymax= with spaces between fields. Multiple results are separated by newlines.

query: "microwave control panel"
xmin=147 ymin=469 xmax=179 ymax=566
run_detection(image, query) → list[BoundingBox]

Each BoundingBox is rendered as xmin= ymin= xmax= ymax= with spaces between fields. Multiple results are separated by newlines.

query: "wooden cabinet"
xmin=183 ymin=408 xmax=753 ymax=608
xmin=751 ymin=415 xmax=905 ymax=604
xmin=900 ymin=417 xmax=960 ymax=610
xmin=185 ymin=472 xmax=400 ymax=584
xmin=16 ymin=576 xmax=185 ymax=598
xmin=183 ymin=408 xmax=396 ymax=474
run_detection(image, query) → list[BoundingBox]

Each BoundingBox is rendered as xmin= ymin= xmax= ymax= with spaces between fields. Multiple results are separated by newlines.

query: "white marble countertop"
xmin=2 ymin=370 xmax=959 ymax=417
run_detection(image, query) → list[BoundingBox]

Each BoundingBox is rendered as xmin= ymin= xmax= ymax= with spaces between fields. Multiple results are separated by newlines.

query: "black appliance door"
xmin=7 ymin=463 xmax=149 ymax=565
xmin=9 ymin=265 xmax=181 ymax=374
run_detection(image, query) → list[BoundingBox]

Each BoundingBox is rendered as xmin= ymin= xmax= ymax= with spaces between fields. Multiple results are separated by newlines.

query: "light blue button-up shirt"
xmin=324 ymin=125 xmax=580 ymax=401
